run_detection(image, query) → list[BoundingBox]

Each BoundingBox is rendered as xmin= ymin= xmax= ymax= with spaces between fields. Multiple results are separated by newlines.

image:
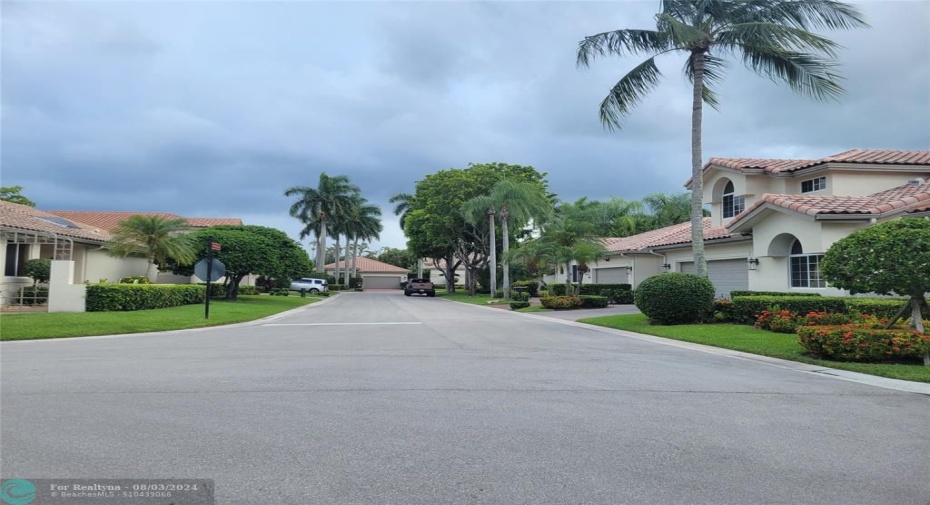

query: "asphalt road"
xmin=3 ymin=292 xmax=929 ymax=504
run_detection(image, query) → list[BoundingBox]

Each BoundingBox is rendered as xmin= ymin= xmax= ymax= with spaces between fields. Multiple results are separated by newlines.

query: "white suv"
xmin=289 ymin=278 xmax=328 ymax=293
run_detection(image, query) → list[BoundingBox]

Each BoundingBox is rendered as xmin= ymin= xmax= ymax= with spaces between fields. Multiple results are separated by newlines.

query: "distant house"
xmin=421 ymin=257 xmax=466 ymax=284
xmin=0 ymin=204 xmax=246 ymax=309
xmin=324 ymin=257 xmax=410 ymax=290
xmin=43 ymin=210 xmax=244 ymax=284
xmin=547 ymin=149 xmax=930 ymax=298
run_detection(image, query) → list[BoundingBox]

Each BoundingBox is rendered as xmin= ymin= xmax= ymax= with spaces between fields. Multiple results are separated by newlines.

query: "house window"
xmin=571 ymin=265 xmax=578 ymax=282
xmin=5 ymin=243 xmax=30 ymax=277
xmin=789 ymin=240 xmax=826 ymax=288
xmin=722 ymin=181 xmax=745 ymax=218
xmin=801 ymin=176 xmax=827 ymax=193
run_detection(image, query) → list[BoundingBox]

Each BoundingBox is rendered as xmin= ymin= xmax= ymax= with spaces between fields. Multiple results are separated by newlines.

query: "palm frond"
xmin=577 ymin=29 xmax=670 ymax=67
xmin=599 ymin=57 xmax=664 ymax=131
xmin=683 ymin=53 xmax=726 ymax=110
xmin=737 ymin=45 xmax=844 ymax=101
xmin=718 ymin=22 xmax=841 ymax=56
xmin=655 ymin=12 xmax=710 ymax=47
xmin=755 ymin=0 xmax=869 ymax=31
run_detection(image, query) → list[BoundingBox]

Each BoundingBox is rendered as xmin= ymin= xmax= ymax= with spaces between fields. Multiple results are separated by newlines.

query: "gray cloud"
xmin=3 ymin=1 xmax=927 ymax=250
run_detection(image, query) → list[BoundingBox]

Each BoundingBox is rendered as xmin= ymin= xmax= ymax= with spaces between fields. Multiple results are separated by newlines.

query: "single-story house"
xmin=324 ymin=257 xmax=410 ymax=289
xmin=44 ymin=210 xmax=245 ymax=284
xmin=547 ymin=149 xmax=930 ymax=298
xmin=421 ymin=257 xmax=466 ymax=284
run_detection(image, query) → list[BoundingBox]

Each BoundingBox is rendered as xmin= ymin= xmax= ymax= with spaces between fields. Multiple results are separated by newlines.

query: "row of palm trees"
xmin=285 ymin=173 xmax=383 ymax=281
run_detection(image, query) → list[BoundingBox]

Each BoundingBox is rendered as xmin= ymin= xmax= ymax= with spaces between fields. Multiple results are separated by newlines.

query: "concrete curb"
xmin=1 ymin=294 xmax=341 ymax=344
xmin=448 ymin=298 xmax=930 ymax=396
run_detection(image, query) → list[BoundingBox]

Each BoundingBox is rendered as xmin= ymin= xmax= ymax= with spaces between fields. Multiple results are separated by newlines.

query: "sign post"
xmin=194 ymin=240 xmax=224 ymax=319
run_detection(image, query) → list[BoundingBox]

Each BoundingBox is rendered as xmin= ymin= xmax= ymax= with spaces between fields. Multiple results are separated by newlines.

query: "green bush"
xmin=579 ymin=295 xmax=609 ymax=309
xmin=509 ymin=301 xmax=531 ymax=310
xmin=729 ymin=296 xmax=847 ymax=325
xmin=510 ymin=291 xmax=530 ymax=302
xmin=119 ymin=275 xmax=151 ymax=284
xmin=540 ymin=296 xmax=582 ymax=310
xmin=844 ymin=298 xmax=921 ymax=320
xmin=236 ymin=285 xmax=260 ymax=295
xmin=329 ymin=284 xmax=346 ymax=292
xmin=348 ymin=276 xmax=364 ymax=289
xmin=579 ymin=284 xmax=634 ymax=304
xmin=634 ymin=273 xmax=715 ymax=325
xmin=798 ymin=325 xmax=930 ymax=362
xmin=86 ymin=284 xmax=210 ymax=311
xmin=730 ymin=290 xmax=821 ymax=298
xmin=549 ymin=284 xmax=569 ymax=296
xmin=24 ymin=259 xmax=52 ymax=284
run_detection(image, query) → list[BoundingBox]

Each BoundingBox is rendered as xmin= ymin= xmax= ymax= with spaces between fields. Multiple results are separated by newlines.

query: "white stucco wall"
xmin=827 ymin=170 xmax=929 ymax=197
xmin=83 ymin=249 xmax=149 ymax=283
xmin=48 ymin=260 xmax=85 ymax=312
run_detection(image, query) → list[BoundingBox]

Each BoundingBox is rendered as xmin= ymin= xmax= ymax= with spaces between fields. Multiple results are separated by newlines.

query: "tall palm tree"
xmin=106 ymin=215 xmax=197 ymax=282
xmin=285 ymin=173 xmax=360 ymax=271
xmin=577 ymin=0 xmax=867 ymax=276
xmin=389 ymin=193 xmax=414 ymax=231
xmin=462 ymin=180 xmax=551 ymax=300
xmin=345 ymin=195 xmax=384 ymax=278
xmin=532 ymin=211 xmax=606 ymax=296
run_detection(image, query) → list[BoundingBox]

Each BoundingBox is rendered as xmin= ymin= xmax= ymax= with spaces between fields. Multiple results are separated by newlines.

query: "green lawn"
xmin=580 ymin=313 xmax=930 ymax=383
xmin=438 ymin=291 xmax=508 ymax=306
xmin=1 ymin=295 xmax=320 ymax=341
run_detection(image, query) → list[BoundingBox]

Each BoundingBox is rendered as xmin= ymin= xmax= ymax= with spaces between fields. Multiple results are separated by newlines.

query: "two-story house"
xmin=549 ymin=149 xmax=930 ymax=298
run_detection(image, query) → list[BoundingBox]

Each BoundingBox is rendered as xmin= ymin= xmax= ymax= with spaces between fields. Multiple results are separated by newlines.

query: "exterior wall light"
xmin=748 ymin=258 xmax=760 ymax=270
xmin=661 ymin=263 xmax=671 ymax=271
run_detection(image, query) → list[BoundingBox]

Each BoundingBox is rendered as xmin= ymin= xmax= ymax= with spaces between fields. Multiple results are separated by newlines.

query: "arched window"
xmin=789 ymin=240 xmax=826 ymax=288
xmin=722 ymin=181 xmax=745 ymax=218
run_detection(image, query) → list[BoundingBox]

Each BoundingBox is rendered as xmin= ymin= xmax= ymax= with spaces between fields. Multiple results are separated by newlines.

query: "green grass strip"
xmin=580 ymin=313 xmax=930 ymax=383
xmin=1 ymin=295 xmax=320 ymax=341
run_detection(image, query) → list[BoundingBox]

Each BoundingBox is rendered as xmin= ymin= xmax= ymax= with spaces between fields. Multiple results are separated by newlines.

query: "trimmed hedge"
xmin=727 ymin=296 xmax=847 ymax=324
xmin=86 ymin=284 xmax=221 ymax=311
xmin=509 ymin=301 xmax=531 ymax=310
xmin=730 ymin=290 xmax=821 ymax=298
xmin=726 ymin=296 xmax=921 ymax=325
xmin=634 ymin=273 xmax=714 ymax=325
xmin=798 ymin=325 xmax=930 ymax=362
xmin=540 ymin=296 xmax=582 ymax=310
xmin=579 ymin=295 xmax=609 ymax=309
xmin=510 ymin=291 xmax=530 ymax=302
xmin=547 ymin=283 xmax=634 ymax=304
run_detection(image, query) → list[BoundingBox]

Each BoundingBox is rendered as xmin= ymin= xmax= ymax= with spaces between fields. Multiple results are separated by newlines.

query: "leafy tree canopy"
xmin=377 ymin=247 xmax=415 ymax=270
xmin=174 ymin=225 xmax=313 ymax=299
xmin=0 ymin=186 xmax=36 ymax=207
xmin=822 ymin=219 xmax=930 ymax=298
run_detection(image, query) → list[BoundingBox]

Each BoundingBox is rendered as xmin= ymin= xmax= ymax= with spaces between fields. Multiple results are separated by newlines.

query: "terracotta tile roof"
xmin=603 ymin=218 xmax=737 ymax=253
xmin=705 ymin=149 xmax=930 ymax=176
xmin=45 ymin=211 xmax=241 ymax=231
xmin=325 ymin=256 xmax=410 ymax=273
xmin=0 ymin=201 xmax=110 ymax=243
xmin=729 ymin=180 xmax=930 ymax=226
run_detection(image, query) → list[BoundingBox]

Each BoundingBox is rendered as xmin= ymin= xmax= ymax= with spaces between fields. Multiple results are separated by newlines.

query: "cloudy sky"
xmin=3 ymin=1 xmax=928 ymax=253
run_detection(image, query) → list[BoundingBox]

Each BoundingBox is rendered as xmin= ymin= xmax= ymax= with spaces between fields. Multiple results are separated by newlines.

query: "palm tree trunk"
xmin=334 ymin=235 xmax=342 ymax=285
xmin=565 ymin=261 xmax=573 ymax=296
xmin=352 ymin=237 xmax=359 ymax=278
xmin=488 ymin=211 xmax=497 ymax=298
xmin=318 ymin=219 xmax=327 ymax=273
xmin=690 ymin=51 xmax=708 ymax=277
xmin=343 ymin=235 xmax=350 ymax=285
xmin=145 ymin=258 xmax=158 ymax=283
xmin=501 ymin=208 xmax=510 ymax=301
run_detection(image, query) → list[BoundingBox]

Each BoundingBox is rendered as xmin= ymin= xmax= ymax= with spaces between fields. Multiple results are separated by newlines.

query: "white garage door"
xmin=595 ymin=267 xmax=629 ymax=284
xmin=679 ymin=259 xmax=748 ymax=298
xmin=363 ymin=276 xmax=403 ymax=289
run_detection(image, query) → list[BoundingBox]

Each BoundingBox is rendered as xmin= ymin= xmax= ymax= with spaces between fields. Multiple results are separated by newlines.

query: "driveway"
xmin=2 ymin=291 xmax=928 ymax=504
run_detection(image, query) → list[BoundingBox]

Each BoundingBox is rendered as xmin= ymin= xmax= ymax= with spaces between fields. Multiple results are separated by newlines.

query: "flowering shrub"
xmin=797 ymin=325 xmax=930 ymax=362
xmin=540 ymin=296 xmax=582 ymax=310
xmin=755 ymin=308 xmax=802 ymax=333
xmin=119 ymin=275 xmax=151 ymax=284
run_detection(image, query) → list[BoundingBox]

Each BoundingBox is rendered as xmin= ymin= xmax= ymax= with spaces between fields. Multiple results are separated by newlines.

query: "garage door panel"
xmin=594 ymin=267 xmax=629 ymax=284
xmin=679 ymin=259 xmax=748 ymax=298
xmin=362 ymin=276 xmax=403 ymax=289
